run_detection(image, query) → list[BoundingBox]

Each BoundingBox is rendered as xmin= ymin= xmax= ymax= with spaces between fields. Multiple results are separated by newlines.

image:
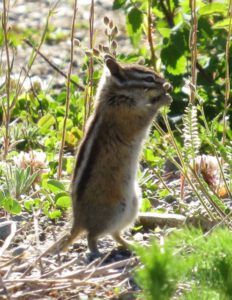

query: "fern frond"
xmin=182 ymin=104 xmax=201 ymax=160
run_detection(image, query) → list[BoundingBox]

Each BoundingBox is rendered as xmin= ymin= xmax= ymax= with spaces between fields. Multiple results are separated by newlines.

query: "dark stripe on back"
xmin=76 ymin=123 xmax=101 ymax=199
xmin=72 ymin=113 xmax=99 ymax=184
xmin=108 ymin=95 xmax=136 ymax=107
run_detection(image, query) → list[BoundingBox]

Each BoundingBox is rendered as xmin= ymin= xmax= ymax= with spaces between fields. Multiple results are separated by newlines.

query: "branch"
xmin=57 ymin=0 xmax=79 ymax=179
xmin=24 ymin=39 xmax=84 ymax=91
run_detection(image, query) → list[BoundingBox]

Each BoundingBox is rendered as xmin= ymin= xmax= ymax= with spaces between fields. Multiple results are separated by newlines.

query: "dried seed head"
xmin=102 ymin=46 xmax=110 ymax=53
xmin=104 ymin=28 xmax=110 ymax=37
xmin=111 ymin=40 xmax=117 ymax=50
xmin=111 ymin=26 xmax=118 ymax=37
xmin=98 ymin=44 xmax=103 ymax=51
xmin=109 ymin=20 xmax=114 ymax=29
xmin=103 ymin=16 xmax=110 ymax=25
xmin=74 ymin=38 xmax=80 ymax=47
xmin=85 ymin=50 xmax=92 ymax=57
xmin=93 ymin=48 xmax=100 ymax=56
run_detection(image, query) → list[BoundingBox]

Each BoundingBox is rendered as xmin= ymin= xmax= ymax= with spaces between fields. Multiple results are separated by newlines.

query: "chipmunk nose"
xmin=163 ymin=82 xmax=173 ymax=92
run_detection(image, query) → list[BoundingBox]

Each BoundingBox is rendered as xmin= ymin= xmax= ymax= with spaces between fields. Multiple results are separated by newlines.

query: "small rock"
xmin=12 ymin=246 xmax=27 ymax=257
xmin=165 ymin=195 xmax=177 ymax=204
xmin=0 ymin=221 xmax=16 ymax=241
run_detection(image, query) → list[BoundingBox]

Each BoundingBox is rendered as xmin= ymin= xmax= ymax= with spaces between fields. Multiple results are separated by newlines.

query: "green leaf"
xmin=113 ymin=0 xmax=127 ymax=9
xmin=213 ymin=18 xmax=232 ymax=29
xmin=47 ymin=179 xmax=66 ymax=194
xmin=161 ymin=29 xmax=188 ymax=75
xmin=141 ymin=198 xmax=152 ymax=212
xmin=144 ymin=149 xmax=155 ymax=162
xmin=127 ymin=7 xmax=143 ymax=33
xmin=48 ymin=209 xmax=62 ymax=219
xmin=3 ymin=197 xmax=21 ymax=214
xmin=56 ymin=195 xmax=71 ymax=209
xmin=38 ymin=113 xmax=55 ymax=133
xmin=167 ymin=55 xmax=187 ymax=75
xmin=199 ymin=3 xmax=227 ymax=16
xmin=0 ymin=190 xmax=4 ymax=204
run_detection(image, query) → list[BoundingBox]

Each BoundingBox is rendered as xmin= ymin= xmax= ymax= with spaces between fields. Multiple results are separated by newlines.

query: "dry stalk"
xmin=10 ymin=2 xmax=58 ymax=111
xmin=57 ymin=0 xmax=78 ymax=179
xmin=222 ymin=0 xmax=232 ymax=144
xmin=2 ymin=0 xmax=12 ymax=159
xmin=189 ymin=0 xmax=198 ymax=104
xmin=147 ymin=0 xmax=157 ymax=70
xmin=84 ymin=0 xmax=95 ymax=130
xmin=24 ymin=39 xmax=84 ymax=91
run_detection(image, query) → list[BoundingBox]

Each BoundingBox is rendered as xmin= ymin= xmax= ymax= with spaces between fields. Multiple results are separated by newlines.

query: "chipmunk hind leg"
xmin=60 ymin=226 xmax=84 ymax=252
xmin=112 ymin=232 xmax=133 ymax=250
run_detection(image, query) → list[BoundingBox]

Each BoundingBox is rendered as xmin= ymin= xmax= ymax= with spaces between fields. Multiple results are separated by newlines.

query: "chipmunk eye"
xmin=145 ymin=76 xmax=155 ymax=83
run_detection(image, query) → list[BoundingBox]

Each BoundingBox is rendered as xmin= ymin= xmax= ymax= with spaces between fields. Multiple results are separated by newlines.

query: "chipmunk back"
xmin=43 ymin=56 xmax=172 ymax=257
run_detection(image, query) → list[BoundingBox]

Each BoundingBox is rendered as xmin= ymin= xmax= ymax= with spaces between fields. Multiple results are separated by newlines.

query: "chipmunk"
xmin=44 ymin=55 xmax=172 ymax=257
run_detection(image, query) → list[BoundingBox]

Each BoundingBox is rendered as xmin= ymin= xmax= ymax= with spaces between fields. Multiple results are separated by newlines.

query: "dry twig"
xmin=57 ymin=0 xmax=78 ymax=179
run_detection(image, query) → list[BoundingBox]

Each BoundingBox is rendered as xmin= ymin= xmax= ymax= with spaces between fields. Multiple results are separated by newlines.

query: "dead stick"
xmin=24 ymin=39 xmax=84 ymax=91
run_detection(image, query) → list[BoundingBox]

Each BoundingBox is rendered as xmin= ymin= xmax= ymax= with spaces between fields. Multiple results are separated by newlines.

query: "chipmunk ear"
xmin=104 ymin=55 xmax=122 ymax=77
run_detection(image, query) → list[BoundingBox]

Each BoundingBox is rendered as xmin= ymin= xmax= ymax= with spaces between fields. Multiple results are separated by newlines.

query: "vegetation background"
xmin=0 ymin=0 xmax=231 ymax=298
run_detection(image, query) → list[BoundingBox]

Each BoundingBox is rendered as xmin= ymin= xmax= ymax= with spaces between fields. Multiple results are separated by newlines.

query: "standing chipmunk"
xmin=44 ymin=55 xmax=172 ymax=257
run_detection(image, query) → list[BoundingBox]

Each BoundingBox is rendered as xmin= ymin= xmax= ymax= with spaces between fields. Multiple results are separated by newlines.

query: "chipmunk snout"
xmin=163 ymin=82 xmax=173 ymax=92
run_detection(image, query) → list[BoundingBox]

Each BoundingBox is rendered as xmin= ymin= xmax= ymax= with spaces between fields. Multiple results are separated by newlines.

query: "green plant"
xmin=135 ymin=228 xmax=232 ymax=299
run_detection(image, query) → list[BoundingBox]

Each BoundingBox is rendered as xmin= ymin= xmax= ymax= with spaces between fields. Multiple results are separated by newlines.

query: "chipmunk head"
xmin=96 ymin=55 xmax=172 ymax=114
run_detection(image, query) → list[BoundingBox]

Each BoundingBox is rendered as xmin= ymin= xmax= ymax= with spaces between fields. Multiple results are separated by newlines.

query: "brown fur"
xmin=45 ymin=57 xmax=172 ymax=256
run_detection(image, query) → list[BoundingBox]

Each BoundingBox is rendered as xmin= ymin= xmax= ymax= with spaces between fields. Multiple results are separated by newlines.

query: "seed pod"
xmin=85 ymin=50 xmax=92 ymax=57
xmin=102 ymin=46 xmax=110 ymax=53
xmin=103 ymin=16 xmax=110 ymax=25
xmin=74 ymin=38 xmax=80 ymax=47
xmin=104 ymin=28 xmax=110 ymax=37
xmin=93 ymin=48 xmax=100 ymax=56
xmin=111 ymin=40 xmax=118 ymax=50
xmin=109 ymin=20 xmax=114 ymax=29
xmin=111 ymin=26 xmax=118 ymax=37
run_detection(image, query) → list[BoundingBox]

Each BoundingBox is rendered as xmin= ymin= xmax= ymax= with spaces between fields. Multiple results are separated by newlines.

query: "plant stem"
xmin=147 ymin=0 xmax=157 ymax=70
xmin=57 ymin=0 xmax=78 ymax=179
xmin=222 ymin=0 xmax=232 ymax=144
xmin=189 ymin=0 xmax=198 ymax=104
xmin=84 ymin=0 xmax=95 ymax=130
xmin=24 ymin=39 xmax=84 ymax=91
xmin=2 ymin=0 xmax=11 ymax=159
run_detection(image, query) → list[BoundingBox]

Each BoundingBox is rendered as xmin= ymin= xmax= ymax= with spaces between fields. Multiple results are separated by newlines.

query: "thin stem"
xmin=2 ymin=0 xmax=11 ymax=159
xmin=88 ymin=0 xmax=95 ymax=120
xmin=57 ymin=0 xmax=78 ymax=179
xmin=147 ymin=0 xmax=157 ymax=70
xmin=24 ymin=39 xmax=84 ymax=91
xmin=189 ymin=0 xmax=198 ymax=104
xmin=222 ymin=0 xmax=232 ymax=144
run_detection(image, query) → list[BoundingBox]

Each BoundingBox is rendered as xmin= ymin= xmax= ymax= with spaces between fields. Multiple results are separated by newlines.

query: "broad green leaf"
xmin=47 ymin=179 xmax=66 ymax=194
xmin=144 ymin=149 xmax=155 ymax=162
xmin=126 ymin=8 xmax=143 ymax=46
xmin=38 ymin=114 xmax=55 ymax=133
xmin=141 ymin=198 xmax=152 ymax=212
xmin=54 ymin=191 xmax=69 ymax=201
xmin=161 ymin=29 xmax=188 ymax=75
xmin=48 ymin=209 xmax=62 ymax=219
xmin=199 ymin=3 xmax=227 ymax=16
xmin=127 ymin=7 xmax=143 ymax=33
xmin=4 ymin=197 xmax=22 ymax=214
xmin=113 ymin=0 xmax=127 ymax=9
xmin=167 ymin=55 xmax=187 ymax=75
xmin=56 ymin=195 xmax=71 ymax=209
xmin=0 ymin=190 xmax=4 ymax=204
xmin=213 ymin=18 xmax=232 ymax=29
